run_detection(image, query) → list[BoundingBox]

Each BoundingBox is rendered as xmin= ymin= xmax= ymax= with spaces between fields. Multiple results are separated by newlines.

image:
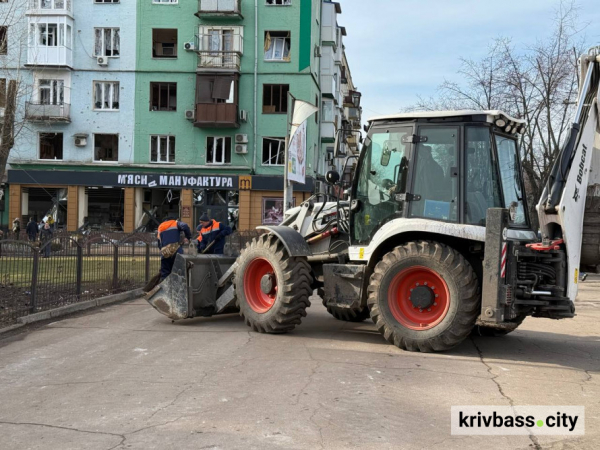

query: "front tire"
xmin=234 ymin=234 xmax=313 ymax=333
xmin=368 ymin=241 xmax=480 ymax=352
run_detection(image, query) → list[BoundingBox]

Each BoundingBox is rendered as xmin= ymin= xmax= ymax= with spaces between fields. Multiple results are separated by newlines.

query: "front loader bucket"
xmin=146 ymin=254 xmax=237 ymax=321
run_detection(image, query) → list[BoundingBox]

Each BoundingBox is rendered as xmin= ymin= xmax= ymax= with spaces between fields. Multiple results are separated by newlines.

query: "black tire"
xmin=318 ymin=288 xmax=370 ymax=322
xmin=234 ymin=234 xmax=313 ymax=333
xmin=472 ymin=315 xmax=526 ymax=337
xmin=368 ymin=241 xmax=480 ymax=352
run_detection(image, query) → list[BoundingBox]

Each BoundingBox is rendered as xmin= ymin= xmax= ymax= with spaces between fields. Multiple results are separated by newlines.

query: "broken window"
xmin=152 ymin=29 xmax=177 ymax=58
xmin=39 ymin=133 xmax=63 ymax=160
xmin=94 ymin=28 xmax=120 ymax=57
xmin=262 ymin=138 xmax=285 ymax=166
xmin=263 ymin=84 xmax=289 ymax=113
xmin=207 ymin=137 xmax=232 ymax=165
xmin=94 ymin=81 xmax=119 ymax=110
xmin=94 ymin=134 xmax=119 ymax=162
xmin=150 ymin=135 xmax=176 ymax=163
xmin=39 ymin=79 xmax=64 ymax=105
xmin=196 ymin=75 xmax=235 ymax=104
xmin=150 ymin=82 xmax=177 ymax=111
xmin=264 ymin=31 xmax=290 ymax=61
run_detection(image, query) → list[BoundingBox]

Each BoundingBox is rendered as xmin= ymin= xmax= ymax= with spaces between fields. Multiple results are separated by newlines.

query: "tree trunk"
xmin=0 ymin=79 xmax=17 ymax=183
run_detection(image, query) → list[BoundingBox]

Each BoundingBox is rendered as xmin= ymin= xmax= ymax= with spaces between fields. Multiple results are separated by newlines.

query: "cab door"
xmin=351 ymin=126 xmax=413 ymax=245
xmin=408 ymin=126 xmax=460 ymax=222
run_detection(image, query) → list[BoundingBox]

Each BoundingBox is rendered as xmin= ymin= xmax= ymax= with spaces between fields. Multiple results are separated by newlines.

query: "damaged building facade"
xmin=1 ymin=0 xmax=361 ymax=232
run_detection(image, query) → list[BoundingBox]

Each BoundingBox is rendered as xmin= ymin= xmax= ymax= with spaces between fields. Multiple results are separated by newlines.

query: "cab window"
xmin=465 ymin=127 xmax=502 ymax=225
xmin=353 ymin=127 xmax=411 ymax=243
xmin=410 ymin=127 xmax=458 ymax=222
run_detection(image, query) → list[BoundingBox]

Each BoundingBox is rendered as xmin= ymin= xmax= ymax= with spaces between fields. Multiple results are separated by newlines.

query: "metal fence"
xmin=0 ymin=230 xmax=261 ymax=326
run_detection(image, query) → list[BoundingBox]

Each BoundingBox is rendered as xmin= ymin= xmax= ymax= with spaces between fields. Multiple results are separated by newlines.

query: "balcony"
xmin=25 ymin=102 xmax=70 ymax=123
xmin=195 ymin=31 xmax=243 ymax=72
xmin=194 ymin=103 xmax=239 ymax=128
xmin=27 ymin=0 xmax=73 ymax=17
xmin=27 ymin=45 xmax=72 ymax=67
xmin=196 ymin=0 xmax=243 ymax=19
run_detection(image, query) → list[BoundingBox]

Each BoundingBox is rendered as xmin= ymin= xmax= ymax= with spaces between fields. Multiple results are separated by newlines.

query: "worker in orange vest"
xmin=157 ymin=215 xmax=191 ymax=280
xmin=197 ymin=213 xmax=232 ymax=254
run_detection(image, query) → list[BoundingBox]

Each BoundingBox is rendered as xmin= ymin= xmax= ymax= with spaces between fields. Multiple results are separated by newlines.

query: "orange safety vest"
xmin=157 ymin=220 xmax=179 ymax=241
xmin=197 ymin=219 xmax=221 ymax=242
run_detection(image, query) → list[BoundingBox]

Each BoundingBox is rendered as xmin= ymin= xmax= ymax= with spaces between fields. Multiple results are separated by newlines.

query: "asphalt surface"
xmin=0 ymin=278 xmax=599 ymax=450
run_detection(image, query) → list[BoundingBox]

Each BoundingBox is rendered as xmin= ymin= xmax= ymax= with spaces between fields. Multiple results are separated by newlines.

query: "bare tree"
xmin=0 ymin=0 xmax=35 ymax=185
xmin=409 ymin=1 xmax=585 ymax=227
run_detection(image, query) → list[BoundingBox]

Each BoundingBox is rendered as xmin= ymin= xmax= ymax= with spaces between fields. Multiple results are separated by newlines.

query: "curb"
xmin=0 ymin=323 xmax=26 ymax=336
xmin=17 ymin=289 xmax=144 ymax=325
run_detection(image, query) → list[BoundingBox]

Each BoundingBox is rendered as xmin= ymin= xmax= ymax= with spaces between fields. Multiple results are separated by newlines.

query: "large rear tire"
xmin=234 ymin=234 xmax=313 ymax=333
xmin=368 ymin=241 xmax=480 ymax=352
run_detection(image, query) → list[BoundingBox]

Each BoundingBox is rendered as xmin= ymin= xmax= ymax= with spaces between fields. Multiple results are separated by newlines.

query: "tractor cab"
xmin=350 ymin=110 xmax=531 ymax=247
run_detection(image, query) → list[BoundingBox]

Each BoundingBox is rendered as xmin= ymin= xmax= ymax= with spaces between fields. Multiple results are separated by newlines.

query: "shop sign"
xmin=116 ymin=174 xmax=236 ymax=189
xmin=181 ymin=206 xmax=191 ymax=219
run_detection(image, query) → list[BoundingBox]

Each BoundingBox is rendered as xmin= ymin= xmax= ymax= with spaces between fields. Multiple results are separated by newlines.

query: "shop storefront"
xmin=7 ymin=170 xmax=314 ymax=233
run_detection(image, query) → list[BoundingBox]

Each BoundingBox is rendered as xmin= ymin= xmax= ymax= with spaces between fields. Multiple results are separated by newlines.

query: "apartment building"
xmin=1 ymin=0 xmax=360 ymax=233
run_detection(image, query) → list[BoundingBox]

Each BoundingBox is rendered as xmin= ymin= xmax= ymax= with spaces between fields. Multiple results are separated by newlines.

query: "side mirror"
xmin=325 ymin=170 xmax=340 ymax=185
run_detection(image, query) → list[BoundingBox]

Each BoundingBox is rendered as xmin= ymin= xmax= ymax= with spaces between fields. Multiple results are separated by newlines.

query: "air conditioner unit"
xmin=235 ymin=144 xmax=248 ymax=154
xmin=97 ymin=56 xmax=108 ymax=66
xmin=156 ymin=43 xmax=175 ymax=57
xmin=235 ymin=133 xmax=248 ymax=144
xmin=239 ymin=110 xmax=248 ymax=123
xmin=185 ymin=110 xmax=195 ymax=121
xmin=184 ymin=42 xmax=196 ymax=51
xmin=74 ymin=137 xmax=87 ymax=147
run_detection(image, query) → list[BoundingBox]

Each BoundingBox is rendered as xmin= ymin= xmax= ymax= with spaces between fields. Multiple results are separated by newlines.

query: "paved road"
xmin=0 ymin=280 xmax=599 ymax=450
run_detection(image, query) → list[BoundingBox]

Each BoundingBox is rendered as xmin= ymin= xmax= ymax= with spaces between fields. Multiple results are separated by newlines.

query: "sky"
xmin=339 ymin=0 xmax=600 ymax=121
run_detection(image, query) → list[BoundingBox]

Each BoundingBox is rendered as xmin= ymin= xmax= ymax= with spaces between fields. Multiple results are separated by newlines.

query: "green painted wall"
xmin=133 ymin=0 xmax=322 ymax=178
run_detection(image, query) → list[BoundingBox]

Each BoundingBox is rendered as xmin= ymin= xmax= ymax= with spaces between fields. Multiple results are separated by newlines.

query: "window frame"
xmin=94 ymin=27 xmax=120 ymax=58
xmin=262 ymin=137 xmax=286 ymax=166
xmin=264 ymin=31 xmax=291 ymax=62
xmin=150 ymin=135 xmax=176 ymax=164
xmin=93 ymin=133 xmax=119 ymax=163
xmin=206 ymin=136 xmax=232 ymax=165
xmin=262 ymin=83 xmax=289 ymax=114
xmin=93 ymin=80 xmax=120 ymax=111
xmin=152 ymin=28 xmax=178 ymax=59
xmin=38 ymin=79 xmax=65 ymax=106
xmin=152 ymin=0 xmax=178 ymax=4
xmin=38 ymin=132 xmax=64 ymax=161
xmin=94 ymin=0 xmax=120 ymax=4
xmin=266 ymin=0 xmax=292 ymax=5
xmin=149 ymin=82 xmax=177 ymax=112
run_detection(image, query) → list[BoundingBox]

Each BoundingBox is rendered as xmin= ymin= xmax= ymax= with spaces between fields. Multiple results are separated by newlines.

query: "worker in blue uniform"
xmin=157 ymin=216 xmax=191 ymax=280
xmin=196 ymin=213 xmax=232 ymax=255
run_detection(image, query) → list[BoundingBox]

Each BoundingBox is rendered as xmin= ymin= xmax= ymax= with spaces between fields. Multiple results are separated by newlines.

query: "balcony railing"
xmin=197 ymin=0 xmax=242 ymax=18
xmin=25 ymin=102 xmax=70 ymax=122
xmin=194 ymin=103 xmax=239 ymax=128
xmin=194 ymin=32 xmax=243 ymax=71
xmin=27 ymin=0 xmax=72 ymax=15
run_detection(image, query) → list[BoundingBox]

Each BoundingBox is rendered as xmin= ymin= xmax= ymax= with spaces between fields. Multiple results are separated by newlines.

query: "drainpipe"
xmin=252 ymin=0 xmax=258 ymax=173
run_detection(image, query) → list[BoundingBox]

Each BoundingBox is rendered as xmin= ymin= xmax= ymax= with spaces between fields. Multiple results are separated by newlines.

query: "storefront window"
xmin=194 ymin=189 xmax=239 ymax=231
